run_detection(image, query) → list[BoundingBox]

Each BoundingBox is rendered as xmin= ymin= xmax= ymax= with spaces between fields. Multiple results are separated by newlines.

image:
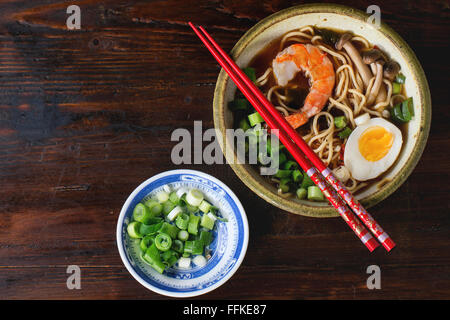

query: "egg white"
xmin=344 ymin=118 xmax=403 ymax=181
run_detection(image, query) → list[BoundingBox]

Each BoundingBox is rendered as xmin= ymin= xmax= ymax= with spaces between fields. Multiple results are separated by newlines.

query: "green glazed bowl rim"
xmin=213 ymin=3 xmax=431 ymax=218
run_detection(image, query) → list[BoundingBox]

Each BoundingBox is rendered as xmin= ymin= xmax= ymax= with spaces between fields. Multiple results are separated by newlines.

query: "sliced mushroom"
xmin=335 ymin=33 xmax=373 ymax=89
xmin=362 ymin=49 xmax=385 ymax=105
xmin=384 ymin=60 xmax=401 ymax=81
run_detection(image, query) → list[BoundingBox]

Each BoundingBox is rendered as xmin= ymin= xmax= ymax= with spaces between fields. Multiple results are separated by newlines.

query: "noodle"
xmin=250 ymin=26 xmax=396 ymax=193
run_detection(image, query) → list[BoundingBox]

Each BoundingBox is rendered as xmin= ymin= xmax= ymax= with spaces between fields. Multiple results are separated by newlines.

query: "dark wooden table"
xmin=0 ymin=0 xmax=448 ymax=300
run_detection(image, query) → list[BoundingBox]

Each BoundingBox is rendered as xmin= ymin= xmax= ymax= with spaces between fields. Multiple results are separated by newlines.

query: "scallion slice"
xmin=192 ymin=255 xmax=207 ymax=267
xmin=198 ymin=200 xmax=212 ymax=213
xmin=338 ymin=127 xmax=352 ymax=139
xmin=395 ymin=73 xmax=406 ymax=84
xmin=200 ymin=212 xmax=216 ymax=230
xmin=167 ymin=206 xmax=183 ymax=221
xmin=158 ymin=222 xmax=179 ymax=239
xmin=296 ymin=188 xmax=307 ymax=200
xmin=155 ymin=233 xmax=172 ymax=251
xmin=307 ymin=186 xmax=325 ymax=201
xmin=177 ymin=230 xmax=189 ymax=241
xmin=156 ymin=191 xmax=169 ymax=203
xmin=162 ymin=201 xmax=176 ymax=216
xmin=175 ymin=213 xmax=189 ymax=230
xmin=392 ymin=82 xmax=402 ymax=94
xmin=144 ymin=200 xmax=163 ymax=218
xmin=142 ymin=243 xmax=165 ymax=274
xmin=248 ymin=112 xmax=264 ymax=127
xmin=178 ymin=257 xmax=191 ymax=269
xmin=186 ymin=189 xmax=204 ymax=207
xmin=127 ymin=221 xmax=142 ymax=239
xmin=133 ymin=203 xmax=151 ymax=224
xmin=187 ymin=214 xmax=200 ymax=235
xmin=334 ymin=116 xmax=347 ymax=129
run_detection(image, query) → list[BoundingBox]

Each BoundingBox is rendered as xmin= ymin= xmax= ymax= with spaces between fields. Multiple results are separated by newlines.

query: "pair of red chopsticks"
xmin=189 ymin=22 xmax=395 ymax=252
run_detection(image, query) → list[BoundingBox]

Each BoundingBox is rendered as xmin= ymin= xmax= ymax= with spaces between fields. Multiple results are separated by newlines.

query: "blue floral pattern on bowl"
xmin=117 ymin=169 xmax=249 ymax=297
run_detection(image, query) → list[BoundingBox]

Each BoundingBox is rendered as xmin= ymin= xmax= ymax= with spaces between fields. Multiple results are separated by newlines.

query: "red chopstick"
xmin=192 ymin=24 xmax=395 ymax=252
xmin=189 ymin=22 xmax=382 ymax=252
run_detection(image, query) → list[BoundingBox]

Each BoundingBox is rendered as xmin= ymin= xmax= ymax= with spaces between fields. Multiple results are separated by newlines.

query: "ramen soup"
xmin=229 ymin=26 xmax=414 ymax=201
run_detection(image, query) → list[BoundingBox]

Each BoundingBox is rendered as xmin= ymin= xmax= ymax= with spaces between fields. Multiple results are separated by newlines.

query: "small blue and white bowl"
xmin=116 ymin=169 xmax=249 ymax=298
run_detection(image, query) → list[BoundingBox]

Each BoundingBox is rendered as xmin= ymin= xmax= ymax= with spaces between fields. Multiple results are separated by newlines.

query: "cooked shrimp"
xmin=272 ymin=44 xmax=335 ymax=129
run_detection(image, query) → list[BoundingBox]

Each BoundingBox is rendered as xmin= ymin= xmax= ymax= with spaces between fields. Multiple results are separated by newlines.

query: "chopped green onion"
xmin=392 ymin=82 xmax=402 ymax=94
xmin=187 ymin=214 xmax=200 ymax=235
xmin=292 ymin=170 xmax=303 ymax=183
xmin=278 ymin=182 xmax=290 ymax=193
xmin=300 ymin=174 xmax=315 ymax=189
xmin=395 ymin=73 xmax=406 ymax=84
xmin=402 ymin=97 xmax=414 ymax=119
xmin=142 ymin=217 xmax=163 ymax=226
xmin=186 ymin=189 xmax=204 ymax=207
xmin=143 ymin=199 xmax=163 ymax=218
xmin=130 ymin=185 xmax=227 ymax=274
xmin=307 ymin=186 xmax=325 ymax=201
xmin=162 ymin=201 xmax=176 ymax=216
xmin=133 ymin=203 xmax=152 ymax=224
xmin=390 ymin=100 xmax=414 ymax=123
xmin=275 ymin=169 xmax=292 ymax=178
xmin=177 ymin=230 xmax=189 ymax=241
xmin=192 ymin=255 xmax=207 ymax=267
xmin=156 ymin=191 xmax=169 ymax=203
xmin=127 ymin=221 xmax=142 ymax=239
xmin=161 ymin=250 xmax=178 ymax=268
xmin=338 ymin=127 xmax=352 ymax=139
xmin=185 ymin=203 xmax=198 ymax=213
xmin=178 ymin=257 xmax=191 ymax=269
xmin=296 ymin=188 xmax=307 ymax=199
xmin=248 ymin=112 xmax=264 ymax=127
xmin=155 ymin=233 xmax=172 ymax=251
xmin=401 ymin=99 xmax=412 ymax=122
xmin=158 ymin=222 xmax=179 ymax=239
xmin=200 ymin=212 xmax=216 ymax=230
xmin=175 ymin=213 xmax=189 ymax=230
xmin=139 ymin=221 xmax=163 ymax=236
xmin=142 ymin=243 xmax=165 ymax=274
xmin=198 ymin=231 xmax=212 ymax=246
xmin=184 ymin=240 xmax=204 ymax=255
xmin=334 ymin=116 xmax=347 ymax=129
xmin=167 ymin=206 xmax=183 ymax=221
xmin=140 ymin=235 xmax=155 ymax=251
xmin=405 ymin=97 xmax=414 ymax=117
xmin=198 ymin=200 xmax=212 ymax=214
xmin=243 ymin=67 xmax=256 ymax=82
xmin=168 ymin=191 xmax=180 ymax=204
xmin=171 ymin=239 xmax=184 ymax=254
xmin=283 ymin=160 xmax=298 ymax=170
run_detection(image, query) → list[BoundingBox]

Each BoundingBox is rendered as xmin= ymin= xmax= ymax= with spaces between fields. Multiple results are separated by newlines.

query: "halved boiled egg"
xmin=344 ymin=117 xmax=403 ymax=181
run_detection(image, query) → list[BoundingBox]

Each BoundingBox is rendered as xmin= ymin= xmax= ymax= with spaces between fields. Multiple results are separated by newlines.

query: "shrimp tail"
xmin=285 ymin=112 xmax=309 ymax=129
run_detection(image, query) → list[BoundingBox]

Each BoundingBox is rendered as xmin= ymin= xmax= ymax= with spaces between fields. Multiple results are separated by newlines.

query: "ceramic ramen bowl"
xmin=213 ymin=4 xmax=431 ymax=217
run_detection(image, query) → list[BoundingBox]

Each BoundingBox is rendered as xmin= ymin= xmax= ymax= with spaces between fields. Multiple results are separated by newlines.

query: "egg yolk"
xmin=358 ymin=126 xmax=394 ymax=162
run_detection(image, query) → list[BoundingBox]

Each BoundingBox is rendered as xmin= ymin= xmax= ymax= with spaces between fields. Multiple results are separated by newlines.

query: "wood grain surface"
xmin=0 ymin=0 xmax=449 ymax=299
